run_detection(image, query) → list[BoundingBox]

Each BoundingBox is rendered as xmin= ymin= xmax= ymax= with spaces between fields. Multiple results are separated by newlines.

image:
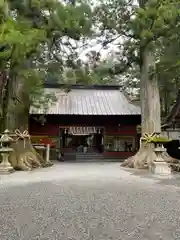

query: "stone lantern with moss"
xmin=0 ymin=129 xmax=14 ymax=174
xmin=150 ymin=134 xmax=171 ymax=175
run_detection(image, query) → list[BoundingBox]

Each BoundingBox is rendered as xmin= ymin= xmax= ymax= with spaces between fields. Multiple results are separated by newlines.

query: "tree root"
xmin=121 ymin=146 xmax=180 ymax=171
xmin=31 ymin=147 xmax=53 ymax=168
xmin=10 ymin=149 xmax=42 ymax=171
xmin=163 ymin=152 xmax=180 ymax=172
xmin=42 ymin=161 xmax=53 ymax=168
xmin=121 ymin=146 xmax=156 ymax=169
xmin=169 ymin=163 xmax=180 ymax=172
xmin=162 ymin=151 xmax=178 ymax=163
xmin=9 ymin=131 xmax=53 ymax=171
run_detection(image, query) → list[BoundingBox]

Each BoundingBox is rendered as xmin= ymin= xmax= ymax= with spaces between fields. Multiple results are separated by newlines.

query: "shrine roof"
xmin=30 ymin=84 xmax=141 ymax=116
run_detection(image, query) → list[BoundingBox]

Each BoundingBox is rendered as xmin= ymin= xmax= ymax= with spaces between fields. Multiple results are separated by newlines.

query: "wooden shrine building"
xmin=161 ymin=89 xmax=180 ymax=159
xmin=162 ymin=89 xmax=180 ymax=140
xmin=29 ymin=84 xmax=141 ymax=160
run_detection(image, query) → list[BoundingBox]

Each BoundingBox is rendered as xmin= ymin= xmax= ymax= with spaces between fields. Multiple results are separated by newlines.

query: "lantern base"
xmin=151 ymin=161 xmax=171 ymax=175
xmin=0 ymin=162 xmax=14 ymax=174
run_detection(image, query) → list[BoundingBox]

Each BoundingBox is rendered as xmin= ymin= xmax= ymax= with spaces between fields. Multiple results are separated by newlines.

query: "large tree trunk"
xmin=122 ymin=46 xmax=175 ymax=169
xmin=2 ymin=75 xmax=53 ymax=171
xmin=140 ymin=48 xmax=161 ymax=135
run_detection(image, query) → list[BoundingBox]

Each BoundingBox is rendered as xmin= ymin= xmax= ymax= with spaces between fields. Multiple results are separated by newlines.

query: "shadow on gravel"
xmin=156 ymin=173 xmax=180 ymax=187
xmin=121 ymin=166 xmax=180 ymax=187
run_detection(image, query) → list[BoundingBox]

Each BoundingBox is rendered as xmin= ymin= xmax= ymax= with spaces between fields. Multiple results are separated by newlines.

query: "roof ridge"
xmin=30 ymin=87 xmax=141 ymax=115
xmin=44 ymin=83 xmax=121 ymax=90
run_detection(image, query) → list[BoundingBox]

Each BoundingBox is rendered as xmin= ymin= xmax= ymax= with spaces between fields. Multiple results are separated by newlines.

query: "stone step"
xmin=76 ymin=156 xmax=103 ymax=160
xmin=65 ymin=153 xmax=103 ymax=156
xmin=65 ymin=152 xmax=104 ymax=161
xmin=76 ymin=157 xmax=103 ymax=160
xmin=76 ymin=154 xmax=103 ymax=158
xmin=76 ymin=153 xmax=103 ymax=156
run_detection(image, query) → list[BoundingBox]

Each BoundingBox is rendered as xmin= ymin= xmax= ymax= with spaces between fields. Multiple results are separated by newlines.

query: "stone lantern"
xmin=151 ymin=133 xmax=171 ymax=176
xmin=0 ymin=129 xmax=14 ymax=174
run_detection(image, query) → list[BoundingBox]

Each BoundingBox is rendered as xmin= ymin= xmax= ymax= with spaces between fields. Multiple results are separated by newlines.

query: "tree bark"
xmin=122 ymin=46 xmax=159 ymax=168
xmin=2 ymin=75 xmax=53 ymax=171
xmin=121 ymin=0 xmax=178 ymax=170
xmin=122 ymin=46 xmax=177 ymax=170
xmin=121 ymin=45 xmax=176 ymax=169
xmin=140 ymin=47 xmax=161 ymax=134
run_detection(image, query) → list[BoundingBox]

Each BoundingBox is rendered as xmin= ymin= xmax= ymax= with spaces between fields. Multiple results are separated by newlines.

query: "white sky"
xmin=79 ymin=43 xmax=119 ymax=61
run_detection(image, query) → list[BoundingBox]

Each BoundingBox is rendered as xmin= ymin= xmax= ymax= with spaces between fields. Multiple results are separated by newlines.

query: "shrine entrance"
xmin=60 ymin=126 xmax=104 ymax=153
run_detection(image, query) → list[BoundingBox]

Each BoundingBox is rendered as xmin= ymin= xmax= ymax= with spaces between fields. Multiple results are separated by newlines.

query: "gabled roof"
xmin=164 ymin=89 xmax=180 ymax=125
xmin=30 ymin=85 xmax=141 ymax=116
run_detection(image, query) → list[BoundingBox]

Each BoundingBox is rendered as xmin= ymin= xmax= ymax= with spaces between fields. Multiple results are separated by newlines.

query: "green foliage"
xmin=0 ymin=18 xmax=46 ymax=63
xmin=49 ymin=2 xmax=92 ymax=39
xmin=2 ymin=0 xmax=180 ymax=125
xmin=0 ymin=0 xmax=93 ymax=124
xmin=87 ymin=0 xmax=180 ymax=114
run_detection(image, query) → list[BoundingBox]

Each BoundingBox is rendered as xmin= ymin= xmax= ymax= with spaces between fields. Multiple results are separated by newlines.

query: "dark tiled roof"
xmin=30 ymin=88 xmax=141 ymax=115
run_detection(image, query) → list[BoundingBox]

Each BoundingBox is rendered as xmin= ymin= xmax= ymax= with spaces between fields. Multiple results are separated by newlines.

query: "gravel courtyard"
xmin=0 ymin=162 xmax=180 ymax=240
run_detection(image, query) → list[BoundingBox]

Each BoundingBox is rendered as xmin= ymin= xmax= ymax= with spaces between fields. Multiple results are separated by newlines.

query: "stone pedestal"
xmin=0 ymin=130 xmax=15 ymax=174
xmin=45 ymin=144 xmax=51 ymax=164
xmin=34 ymin=144 xmax=46 ymax=159
xmin=151 ymin=146 xmax=171 ymax=176
xmin=152 ymin=161 xmax=171 ymax=175
xmin=34 ymin=144 xmax=52 ymax=166
xmin=0 ymin=152 xmax=14 ymax=174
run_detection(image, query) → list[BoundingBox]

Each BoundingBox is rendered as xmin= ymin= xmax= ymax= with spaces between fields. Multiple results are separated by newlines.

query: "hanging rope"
xmin=14 ymin=129 xmax=30 ymax=148
xmin=140 ymin=132 xmax=157 ymax=146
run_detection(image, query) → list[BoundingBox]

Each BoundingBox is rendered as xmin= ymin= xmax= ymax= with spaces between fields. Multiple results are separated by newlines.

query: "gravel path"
xmin=0 ymin=162 xmax=180 ymax=240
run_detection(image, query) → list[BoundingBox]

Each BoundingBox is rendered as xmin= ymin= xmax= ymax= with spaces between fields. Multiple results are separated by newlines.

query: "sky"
xmin=79 ymin=41 xmax=119 ymax=62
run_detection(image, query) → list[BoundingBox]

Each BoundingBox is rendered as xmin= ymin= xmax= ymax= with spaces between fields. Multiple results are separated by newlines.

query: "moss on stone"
xmin=151 ymin=137 xmax=171 ymax=143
